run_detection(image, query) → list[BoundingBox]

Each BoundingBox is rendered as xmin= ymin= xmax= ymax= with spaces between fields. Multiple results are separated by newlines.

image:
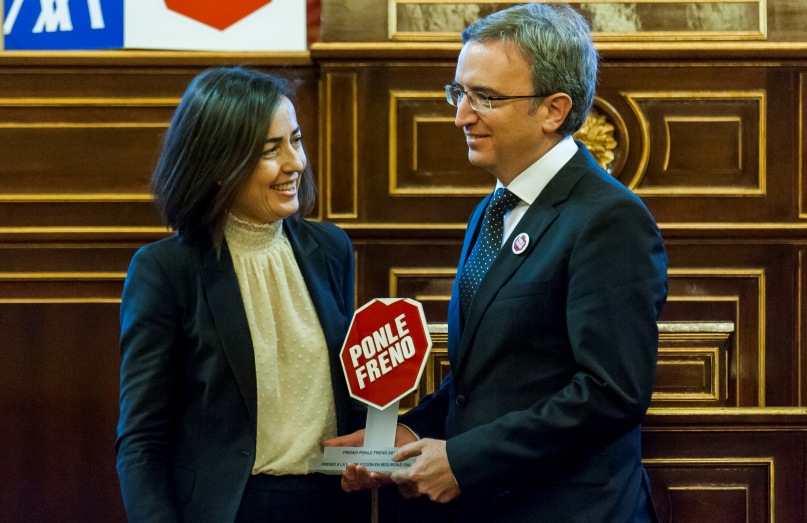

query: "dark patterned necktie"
xmin=459 ymin=188 xmax=521 ymax=318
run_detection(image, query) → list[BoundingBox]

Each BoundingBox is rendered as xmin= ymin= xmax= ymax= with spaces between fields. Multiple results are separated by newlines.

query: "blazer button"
xmin=455 ymin=394 xmax=467 ymax=407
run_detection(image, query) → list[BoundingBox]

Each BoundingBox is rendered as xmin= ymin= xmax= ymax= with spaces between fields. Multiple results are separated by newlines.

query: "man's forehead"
xmin=455 ymin=39 xmax=531 ymax=89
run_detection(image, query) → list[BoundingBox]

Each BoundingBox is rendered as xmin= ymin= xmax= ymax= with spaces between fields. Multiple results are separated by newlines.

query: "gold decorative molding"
xmin=323 ymin=71 xmax=359 ymax=219
xmin=642 ymin=457 xmax=774 ymax=522
xmin=353 ymin=249 xmax=360 ymax=308
xmin=310 ymin=41 xmax=807 ymax=61
xmin=646 ymin=406 xmax=807 ymax=416
xmin=337 ymin=222 xmax=807 ymax=231
xmin=667 ymin=267 xmax=766 ymax=406
xmin=0 ymin=97 xmax=178 ymax=106
xmin=799 ymin=73 xmax=806 ymax=218
xmin=623 ymin=90 xmax=766 ymax=196
xmin=0 ymin=271 xmax=126 ymax=303
xmin=0 ymin=298 xmax=121 ymax=304
xmin=798 ymin=249 xmax=807 ymax=406
xmin=388 ymin=267 xmax=456 ymax=299
xmin=653 ymin=344 xmax=725 ymax=403
xmin=389 ymin=89 xmax=490 ymax=196
xmin=0 ymin=97 xmax=175 ymax=202
xmin=388 ymin=0 xmax=767 ymax=43
xmin=659 ymin=222 xmax=807 ymax=230
xmin=0 ymin=193 xmax=154 ymax=202
xmin=0 ymin=272 xmax=126 ymax=279
xmin=663 ymin=116 xmax=743 ymax=171
xmin=0 ymin=226 xmax=169 ymax=234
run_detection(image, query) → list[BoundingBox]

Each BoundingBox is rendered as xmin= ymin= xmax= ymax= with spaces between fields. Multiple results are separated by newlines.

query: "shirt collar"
xmin=495 ymin=135 xmax=578 ymax=205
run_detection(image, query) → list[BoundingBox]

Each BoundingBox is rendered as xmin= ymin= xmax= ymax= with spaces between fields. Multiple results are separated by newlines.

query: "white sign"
xmin=124 ymin=0 xmax=306 ymax=51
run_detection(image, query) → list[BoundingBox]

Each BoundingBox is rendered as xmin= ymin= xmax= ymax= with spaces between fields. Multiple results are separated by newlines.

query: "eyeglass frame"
xmin=445 ymin=84 xmax=553 ymax=112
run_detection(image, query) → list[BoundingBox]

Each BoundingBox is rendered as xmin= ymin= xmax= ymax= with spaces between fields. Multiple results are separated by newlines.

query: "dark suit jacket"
xmin=400 ymin=144 xmax=668 ymax=522
xmin=116 ymin=216 xmax=362 ymax=523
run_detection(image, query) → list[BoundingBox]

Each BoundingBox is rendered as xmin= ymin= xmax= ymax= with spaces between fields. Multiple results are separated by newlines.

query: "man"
xmin=326 ymin=4 xmax=667 ymax=521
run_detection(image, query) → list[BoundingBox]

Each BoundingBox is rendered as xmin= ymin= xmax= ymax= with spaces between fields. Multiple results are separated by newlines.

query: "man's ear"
xmin=541 ymin=93 xmax=573 ymax=133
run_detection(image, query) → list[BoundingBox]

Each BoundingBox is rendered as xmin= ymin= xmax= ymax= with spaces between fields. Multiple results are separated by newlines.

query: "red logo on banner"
xmin=340 ymin=299 xmax=432 ymax=410
xmin=165 ymin=0 xmax=273 ymax=31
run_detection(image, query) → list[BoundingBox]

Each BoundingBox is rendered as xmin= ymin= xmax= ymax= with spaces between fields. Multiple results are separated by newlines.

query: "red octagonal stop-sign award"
xmin=165 ymin=0 xmax=273 ymax=31
xmin=340 ymin=298 xmax=432 ymax=411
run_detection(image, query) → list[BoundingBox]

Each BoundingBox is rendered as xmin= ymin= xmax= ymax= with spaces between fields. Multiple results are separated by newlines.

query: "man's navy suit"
xmin=116 ymin=217 xmax=363 ymax=522
xmin=400 ymin=144 xmax=668 ymax=522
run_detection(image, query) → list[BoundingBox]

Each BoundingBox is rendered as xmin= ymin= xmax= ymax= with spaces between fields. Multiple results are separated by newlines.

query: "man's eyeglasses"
xmin=445 ymin=84 xmax=551 ymax=112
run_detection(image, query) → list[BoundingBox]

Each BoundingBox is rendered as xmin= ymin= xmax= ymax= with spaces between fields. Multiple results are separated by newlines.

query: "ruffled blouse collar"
xmin=224 ymin=213 xmax=283 ymax=253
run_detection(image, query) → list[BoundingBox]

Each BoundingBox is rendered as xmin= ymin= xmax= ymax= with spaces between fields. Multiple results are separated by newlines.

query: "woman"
xmin=115 ymin=67 xmax=366 ymax=522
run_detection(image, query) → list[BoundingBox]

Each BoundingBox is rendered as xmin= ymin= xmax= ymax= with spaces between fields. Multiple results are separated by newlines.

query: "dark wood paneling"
xmin=643 ymin=411 xmax=807 ymax=523
xmin=323 ymin=71 xmax=358 ymax=218
xmin=350 ymin=237 xmax=464 ymax=323
xmin=0 ymin=302 xmax=125 ymax=522
xmin=654 ymin=331 xmax=733 ymax=407
xmin=0 ymin=61 xmax=320 ymax=231
xmin=322 ymin=61 xmax=487 ymax=225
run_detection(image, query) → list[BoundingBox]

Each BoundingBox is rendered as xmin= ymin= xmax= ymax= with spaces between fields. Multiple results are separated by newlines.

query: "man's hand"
xmin=389 ymin=438 xmax=461 ymax=503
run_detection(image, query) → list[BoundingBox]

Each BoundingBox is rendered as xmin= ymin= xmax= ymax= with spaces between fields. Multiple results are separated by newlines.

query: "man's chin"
xmin=467 ymin=152 xmax=493 ymax=173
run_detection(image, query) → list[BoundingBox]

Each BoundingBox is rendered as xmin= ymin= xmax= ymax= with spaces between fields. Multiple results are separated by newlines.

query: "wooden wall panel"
xmin=665 ymin=268 xmax=765 ymax=406
xmin=350 ymin=237 xmax=463 ymax=323
xmin=654 ymin=330 xmax=733 ymax=407
xmin=624 ymin=91 xmax=764 ymax=195
xmin=0 ymin=300 xmax=126 ymax=521
xmin=663 ymin=241 xmax=800 ymax=406
xmin=319 ymin=62 xmax=802 ymax=227
xmin=598 ymin=65 xmax=797 ymax=223
xmin=323 ymin=71 xmax=358 ymax=219
xmin=647 ymin=457 xmax=773 ymax=523
xmin=389 ymin=90 xmax=488 ymax=195
xmin=0 ymin=61 xmax=320 ymax=232
xmin=643 ymin=411 xmax=807 ymax=523
xmin=0 ymin=242 xmax=137 ymax=522
xmin=321 ymin=62 xmax=485 ymax=225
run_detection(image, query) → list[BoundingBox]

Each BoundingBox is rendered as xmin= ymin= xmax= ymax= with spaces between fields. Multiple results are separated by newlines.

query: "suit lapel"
xmin=201 ymin=245 xmax=258 ymax=424
xmin=284 ymin=219 xmax=356 ymax=434
xmin=283 ymin=219 xmax=343 ymax=354
xmin=454 ymin=144 xmax=596 ymax=374
xmin=447 ymin=194 xmax=490 ymax=363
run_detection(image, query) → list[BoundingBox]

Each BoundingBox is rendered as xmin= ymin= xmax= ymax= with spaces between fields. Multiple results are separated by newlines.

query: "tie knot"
xmin=488 ymin=188 xmax=520 ymax=218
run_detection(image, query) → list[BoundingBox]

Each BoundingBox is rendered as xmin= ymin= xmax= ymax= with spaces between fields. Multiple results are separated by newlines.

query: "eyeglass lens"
xmin=446 ymin=85 xmax=487 ymax=111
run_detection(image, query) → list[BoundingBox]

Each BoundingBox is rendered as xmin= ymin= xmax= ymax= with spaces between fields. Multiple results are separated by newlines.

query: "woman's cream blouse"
xmin=224 ymin=213 xmax=337 ymax=475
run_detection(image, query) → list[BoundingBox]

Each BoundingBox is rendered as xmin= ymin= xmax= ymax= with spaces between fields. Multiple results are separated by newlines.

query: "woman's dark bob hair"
xmin=151 ymin=66 xmax=316 ymax=249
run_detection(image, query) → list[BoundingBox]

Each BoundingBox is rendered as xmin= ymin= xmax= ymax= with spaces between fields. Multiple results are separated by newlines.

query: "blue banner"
xmin=3 ymin=0 xmax=123 ymax=50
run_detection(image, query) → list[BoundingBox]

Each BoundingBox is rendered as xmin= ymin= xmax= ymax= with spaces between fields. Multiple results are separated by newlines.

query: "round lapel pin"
xmin=512 ymin=232 xmax=529 ymax=254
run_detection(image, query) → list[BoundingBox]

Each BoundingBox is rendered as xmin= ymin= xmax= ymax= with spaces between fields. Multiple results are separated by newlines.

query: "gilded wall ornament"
xmin=574 ymin=107 xmax=618 ymax=173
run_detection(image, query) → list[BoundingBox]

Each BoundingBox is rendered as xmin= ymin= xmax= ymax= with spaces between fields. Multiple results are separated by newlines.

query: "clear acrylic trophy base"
xmin=310 ymin=401 xmax=414 ymax=474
